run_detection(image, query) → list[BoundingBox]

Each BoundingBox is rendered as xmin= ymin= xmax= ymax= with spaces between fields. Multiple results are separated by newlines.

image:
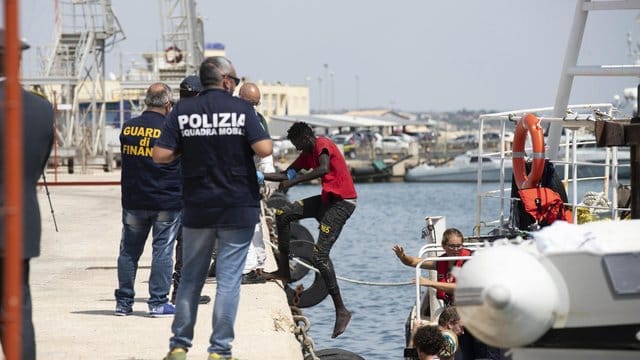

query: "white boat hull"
xmin=405 ymin=158 xmax=513 ymax=182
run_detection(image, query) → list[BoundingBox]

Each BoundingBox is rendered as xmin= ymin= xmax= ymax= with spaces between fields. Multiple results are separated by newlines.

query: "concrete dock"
xmin=23 ymin=169 xmax=303 ymax=360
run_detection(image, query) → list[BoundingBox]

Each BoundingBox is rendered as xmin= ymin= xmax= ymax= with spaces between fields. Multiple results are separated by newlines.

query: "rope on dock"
xmin=264 ymin=237 xmax=413 ymax=287
xmin=261 ymin=199 xmax=413 ymax=287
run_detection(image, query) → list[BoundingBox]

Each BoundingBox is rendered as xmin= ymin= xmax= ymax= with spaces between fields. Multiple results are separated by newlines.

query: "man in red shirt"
xmin=263 ymin=121 xmax=357 ymax=338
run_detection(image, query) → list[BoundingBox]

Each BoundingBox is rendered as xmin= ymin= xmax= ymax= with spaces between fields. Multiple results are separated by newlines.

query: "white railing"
xmin=474 ymin=104 xmax=632 ymax=234
xmin=413 ymin=255 xmax=473 ymax=324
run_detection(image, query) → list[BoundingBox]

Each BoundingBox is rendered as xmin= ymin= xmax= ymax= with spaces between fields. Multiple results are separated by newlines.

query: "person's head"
xmin=287 ymin=121 xmax=315 ymax=153
xmin=199 ymin=56 xmax=239 ymax=94
xmin=238 ymin=82 xmax=261 ymax=106
xmin=413 ymin=325 xmax=446 ymax=360
xmin=441 ymin=228 xmax=464 ymax=256
xmin=179 ymin=75 xmax=202 ymax=98
xmin=144 ymin=82 xmax=173 ymax=115
xmin=438 ymin=306 xmax=464 ymax=335
xmin=0 ymin=28 xmax=30 ymax=76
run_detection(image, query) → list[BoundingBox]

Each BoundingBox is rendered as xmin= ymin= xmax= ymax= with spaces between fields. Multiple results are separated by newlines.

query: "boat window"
xmin=470 ymin=156 xmax=492 ymax=163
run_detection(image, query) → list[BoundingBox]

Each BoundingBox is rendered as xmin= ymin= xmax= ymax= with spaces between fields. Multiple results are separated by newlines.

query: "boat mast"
xmin=549 ymin=0 xmax=640 ymax=160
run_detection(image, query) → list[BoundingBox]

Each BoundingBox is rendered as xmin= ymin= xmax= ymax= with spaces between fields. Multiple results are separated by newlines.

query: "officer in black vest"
xmin=154 ymin=56 xmax=272 ymax=360
xmin=169 ymin=75 xmax=212 ymax=305
xmin=115 ymin=83 xmax=182 ymax=318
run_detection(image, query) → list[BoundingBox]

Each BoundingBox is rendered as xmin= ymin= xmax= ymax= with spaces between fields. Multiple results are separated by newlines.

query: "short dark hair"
xmin=438 ymin=306 xmax=460 ymax=327
xmin=287 ymin=121 xmax=314 ymax=141
xmin=413 ymin=325 xmax=446 ymax=356
xmin=199 ymin=56 xmax=234 ymax=87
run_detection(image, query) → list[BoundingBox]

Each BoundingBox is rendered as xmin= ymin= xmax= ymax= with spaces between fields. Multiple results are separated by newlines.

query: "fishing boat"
xmin=402 ymin=1 xmax=640 ymax=358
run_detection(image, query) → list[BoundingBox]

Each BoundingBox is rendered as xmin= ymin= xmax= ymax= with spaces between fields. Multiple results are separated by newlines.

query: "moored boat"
xmin=404 ymin=151 xmax=513 ymax=182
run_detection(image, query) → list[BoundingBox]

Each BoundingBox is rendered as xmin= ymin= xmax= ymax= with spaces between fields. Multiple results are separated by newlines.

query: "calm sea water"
xmin=284 ymin=180 xmax=610 ymax=359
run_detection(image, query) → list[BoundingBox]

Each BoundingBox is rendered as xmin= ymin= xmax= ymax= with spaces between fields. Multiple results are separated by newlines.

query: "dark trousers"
xmin=459 ymin=331 xmax=504 ymax=360
xmin=173 ymin=226 xmax=217 ymax=301
xmin=172 ymin=227 xmax=183 ymax=301
xmin=0 ymin=258 xmax=35 ymax=360
xmin=276 ymin=195 xmax=355 ymax=294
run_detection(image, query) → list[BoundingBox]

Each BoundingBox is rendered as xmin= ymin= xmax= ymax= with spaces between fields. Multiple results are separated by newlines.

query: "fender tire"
xmin=266 ymin=191 xmax=291 ymax=209
xmin=285 ymin=240 xmax=332 ymax=308
xmin=288 ymin=226 xmax=316 ymax=281
xmin=304 ymin=348 xmax=366 ymax=360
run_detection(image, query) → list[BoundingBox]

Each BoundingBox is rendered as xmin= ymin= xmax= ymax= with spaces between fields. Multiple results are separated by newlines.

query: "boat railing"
xmin=413 ymin=241 xmax=487 ymax=325
xmin=413 ymin=255 xmax=473 ymax=325
xmin=473 ymin=104 xmax=631 ymax=235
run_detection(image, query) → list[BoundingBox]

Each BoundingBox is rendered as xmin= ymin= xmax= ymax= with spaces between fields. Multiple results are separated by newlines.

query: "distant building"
xmin=204 ymin=42 xmax=226 ymax=58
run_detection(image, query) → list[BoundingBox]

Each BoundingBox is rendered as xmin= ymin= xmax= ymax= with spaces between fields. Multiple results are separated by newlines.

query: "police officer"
xmin=170 ymin=75 xmax=212 ymax=305
xmin=154 ymin=57 xmax=272 ymax=360
xmin=115 ymin=82 xmax=182 ymax=318
xmin=238 ymin=82 xmax=274 ymax=284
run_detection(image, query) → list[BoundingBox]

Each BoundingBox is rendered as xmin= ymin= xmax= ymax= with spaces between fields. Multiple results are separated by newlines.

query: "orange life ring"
xmin=512 ymin=113 xmax=545 ymax=189
xmin=165 ymin=45 xmax=183 ymax=64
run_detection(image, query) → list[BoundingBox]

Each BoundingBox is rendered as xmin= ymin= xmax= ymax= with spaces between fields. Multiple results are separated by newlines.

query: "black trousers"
xmin=0 ymin=258 xmax=35 ymax=360
xmin=276 ymin=195 xmax=356 ymax=294
xmin=173 ymin=225 xmax=217 ymax=300
xmin=458 ymin=331 xmax=505 ymax=360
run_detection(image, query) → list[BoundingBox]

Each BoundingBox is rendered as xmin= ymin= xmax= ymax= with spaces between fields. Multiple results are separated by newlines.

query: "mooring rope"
xmin=264 ymin=237 xmax=413 ymax=286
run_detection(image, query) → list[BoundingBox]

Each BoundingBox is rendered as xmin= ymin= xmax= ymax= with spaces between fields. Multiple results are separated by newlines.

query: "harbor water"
xmin=284 ymin=180 xmax=615 ymax=359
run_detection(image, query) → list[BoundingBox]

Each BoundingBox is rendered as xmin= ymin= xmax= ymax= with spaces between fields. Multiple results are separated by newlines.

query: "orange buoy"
xmin=164 ymin=45 xmax=183 ymax=64
xmin=512 ymin=113 xmax=545 ymax=189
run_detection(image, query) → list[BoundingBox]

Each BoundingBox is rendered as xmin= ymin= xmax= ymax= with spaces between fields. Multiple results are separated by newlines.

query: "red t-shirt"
xmin=291 ymin=136 xmax=357 ymax=202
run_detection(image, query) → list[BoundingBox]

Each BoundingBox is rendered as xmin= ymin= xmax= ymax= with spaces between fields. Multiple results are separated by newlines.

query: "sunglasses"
xmin=224 ymin=74 xmax=240 ymax=86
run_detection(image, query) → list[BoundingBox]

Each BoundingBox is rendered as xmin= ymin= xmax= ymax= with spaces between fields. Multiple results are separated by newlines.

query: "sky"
xmin=7 ymin=0 xmax=640 ymax=112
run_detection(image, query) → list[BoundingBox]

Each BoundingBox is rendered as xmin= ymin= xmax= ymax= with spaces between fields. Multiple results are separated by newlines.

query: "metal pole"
xmin=53 ymin=90 xmax=59 ymax=182
xmin=2 ymin=0 xmax=25 ymax=358
xmin=631 ymin=138 xmax=639 ymax=219
xmin=40 ymin=171 xmax=59 ymax=232
xmin=355 ymin=74 xmax=359 ymax=109
xmin=631 ymin=84 xmax=640 ymax=219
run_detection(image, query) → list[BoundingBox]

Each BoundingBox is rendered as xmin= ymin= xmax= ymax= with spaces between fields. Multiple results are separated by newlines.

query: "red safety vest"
xmin=436 ymin=248 xmax=472 ymax=305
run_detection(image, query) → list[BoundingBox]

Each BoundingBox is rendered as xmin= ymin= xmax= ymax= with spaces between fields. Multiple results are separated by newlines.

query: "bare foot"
xmin=262 ymin=271 xmax=290 ymax=282
xmin=331 ymin=309 xmax=352 ymax=338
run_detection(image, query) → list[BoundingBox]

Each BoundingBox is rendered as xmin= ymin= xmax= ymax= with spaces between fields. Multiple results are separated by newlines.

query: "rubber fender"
xmin=285 ymin=240 xmax=332 ymax=308
xmin=266 ymin=191 xmax=291 ymax=209
xmin=288 ymin=224 xmax=316 ymax=282
xmin=304 ymin=348 xmax=366 ymax=360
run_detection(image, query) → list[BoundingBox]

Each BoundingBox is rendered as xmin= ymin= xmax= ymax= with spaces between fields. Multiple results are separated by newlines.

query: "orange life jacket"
xmin=436 ymin=248 xmax=472 ymax=305
xmin=518 ymin=186 xmax=573 ymax=228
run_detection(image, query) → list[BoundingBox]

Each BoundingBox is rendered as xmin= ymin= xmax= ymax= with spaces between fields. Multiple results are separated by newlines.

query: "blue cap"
xmin=180 ymin=75 xmax=203 ymax=94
